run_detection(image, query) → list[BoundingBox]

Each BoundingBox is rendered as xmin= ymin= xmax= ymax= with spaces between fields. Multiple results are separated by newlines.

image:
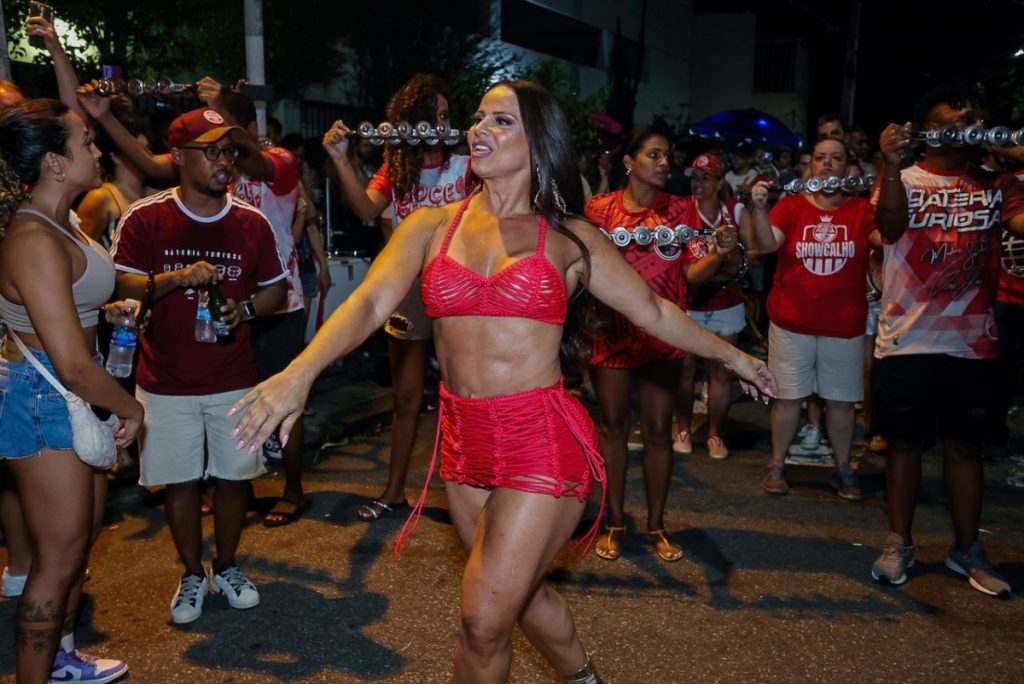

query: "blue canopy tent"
xmin=689 ymin=108 xmax=803 ymax=148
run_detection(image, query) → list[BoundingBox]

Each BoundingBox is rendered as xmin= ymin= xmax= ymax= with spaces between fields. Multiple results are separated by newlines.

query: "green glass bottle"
xmin=204 ymin=281 xmax=232 ymax=340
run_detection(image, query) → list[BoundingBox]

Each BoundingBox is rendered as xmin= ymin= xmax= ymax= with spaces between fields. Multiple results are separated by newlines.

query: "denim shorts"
xmin=0 ymin=349 xmax=77 ymax=459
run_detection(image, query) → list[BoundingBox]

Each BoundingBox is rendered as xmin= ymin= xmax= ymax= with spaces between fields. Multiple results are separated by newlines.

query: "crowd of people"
xmin=0 ymin=15 xmax=1022 ymax=684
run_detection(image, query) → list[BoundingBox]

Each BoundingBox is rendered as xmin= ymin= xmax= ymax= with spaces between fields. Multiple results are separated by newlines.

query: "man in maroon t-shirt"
xmin=111 ymin=109 xmax=287 ymax=624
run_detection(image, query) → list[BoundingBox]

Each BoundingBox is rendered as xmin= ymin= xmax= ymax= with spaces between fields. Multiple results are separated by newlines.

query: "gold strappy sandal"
xmin=648 ymin=528 xmax=683 ymax=562
xmin=594 ymin=525 xmax=626 ymax=560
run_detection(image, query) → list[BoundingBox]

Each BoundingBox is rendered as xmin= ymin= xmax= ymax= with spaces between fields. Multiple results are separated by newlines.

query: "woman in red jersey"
xmin=751 ymin=137 xmax=880 ymax=499
xmin=585 ymin=130 xmax=741 ymax=563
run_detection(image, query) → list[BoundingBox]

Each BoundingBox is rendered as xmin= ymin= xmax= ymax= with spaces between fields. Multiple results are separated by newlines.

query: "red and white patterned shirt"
xmin=871 ymin=163 xmax=1024 ymax=359
xmin=367 ymin=156 xmax=473 ymax=227
xmin=231 ymin=147 xmax=303 ymax=314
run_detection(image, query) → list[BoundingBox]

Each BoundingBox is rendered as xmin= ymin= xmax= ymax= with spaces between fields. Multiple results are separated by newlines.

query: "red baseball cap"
xmin=686 ymin=153 xmax=724 ymax=178
xmin=167 ymin=108 xmax=241 ymax=148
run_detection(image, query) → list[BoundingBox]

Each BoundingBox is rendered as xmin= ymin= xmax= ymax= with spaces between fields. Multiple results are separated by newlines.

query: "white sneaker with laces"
xmin=212 ymin=564 xmax=260 ymax=609
xmin=170 ymin=573 xmax=208 ymax=624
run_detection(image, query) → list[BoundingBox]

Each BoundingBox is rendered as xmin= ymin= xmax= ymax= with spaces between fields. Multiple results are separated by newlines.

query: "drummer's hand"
xmin=724 ymin=350 xmax=777 ymax=406
xmin=750 ymin=180 xmax=771 ymax=211
xmin=713 ymin=226 xmax=738 ymax=255
xmin=323 ymin=120 xmax=352 ymax=162
xmin=229 ymin=366 xmax=314 ymax=452
xmin=880 ymin=122 xmax=912 ymax=167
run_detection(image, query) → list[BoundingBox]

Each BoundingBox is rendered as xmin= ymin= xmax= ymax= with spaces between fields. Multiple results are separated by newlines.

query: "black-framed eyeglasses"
xmin=179 ymin=145 xmax=239 ymax=162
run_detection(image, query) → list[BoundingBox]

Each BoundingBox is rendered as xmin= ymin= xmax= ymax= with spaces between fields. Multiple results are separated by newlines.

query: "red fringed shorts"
xmin=396 ymin=378 xmax=606 ymax=556
xmin=438 ymin=380 xmax=602 ymax=498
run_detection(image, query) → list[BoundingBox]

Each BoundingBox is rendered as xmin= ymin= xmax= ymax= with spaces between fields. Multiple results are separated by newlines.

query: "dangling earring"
xmin=551 ymin=179 xmax=567 ymax=217
xmin=625 ymin=167 xmax=631 ymax=177
xmin=54 ymin=171 xmax=66 ymax=183
xmin=533 ymin=162 xmax=543 ymax=210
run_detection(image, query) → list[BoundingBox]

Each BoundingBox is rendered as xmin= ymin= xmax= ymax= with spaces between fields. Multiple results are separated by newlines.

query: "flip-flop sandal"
xmin=648 ymin=529 xmax=683 ymax=562
xmin=594 ymin=525 xmax=626 ymax=560
xmin=263 ymin=499 xmax=311 ymax=527
xmin=356 ymin=499 xmax=409 ymax=521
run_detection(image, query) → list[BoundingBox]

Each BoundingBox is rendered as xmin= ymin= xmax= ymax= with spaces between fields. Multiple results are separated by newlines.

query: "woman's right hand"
xmin=229 ymin=365 xmax=314 ymax=453
xmin=116 ymin=401 xmax=145 ymax=447
xmin=323 ymin=120 xmax=352 ymax=162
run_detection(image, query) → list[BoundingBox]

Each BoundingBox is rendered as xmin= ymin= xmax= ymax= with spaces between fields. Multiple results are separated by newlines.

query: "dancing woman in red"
xmin=232 ymin=81 xmax=775 ymax=683
xmin=586 ymin=128 xmax=740 ymax=563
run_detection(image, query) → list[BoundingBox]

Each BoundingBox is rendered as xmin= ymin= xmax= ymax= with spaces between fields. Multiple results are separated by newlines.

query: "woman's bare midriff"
xmin=432 ymin=316 xmax=564 ymax=398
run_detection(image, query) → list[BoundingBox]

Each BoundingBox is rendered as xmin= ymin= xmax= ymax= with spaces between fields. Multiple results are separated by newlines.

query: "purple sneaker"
xmin=49 ymin=648 xmax=127 ymax=683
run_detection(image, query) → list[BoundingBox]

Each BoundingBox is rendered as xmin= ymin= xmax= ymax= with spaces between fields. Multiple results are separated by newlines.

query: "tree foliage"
xmin=3 ymin=0 xmax=609 ymax=143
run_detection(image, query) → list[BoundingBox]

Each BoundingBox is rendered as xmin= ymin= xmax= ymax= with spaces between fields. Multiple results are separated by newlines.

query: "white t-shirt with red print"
xmin=231 ymin=147 xmax=303 ymax=314
xmin=767 ymin=194 xmax=875 ymax=338
xmin=871 ymin=163 xmax=1024 ymax=359
xmin=367 ymin=155 xmax=473 ymax=227
xmin=683 ymin=198 xmax=745 ymax=311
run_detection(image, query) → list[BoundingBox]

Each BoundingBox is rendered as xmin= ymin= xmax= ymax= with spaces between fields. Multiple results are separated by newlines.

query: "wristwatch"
xmin=240 ymin=299 xmax=257 ymax=321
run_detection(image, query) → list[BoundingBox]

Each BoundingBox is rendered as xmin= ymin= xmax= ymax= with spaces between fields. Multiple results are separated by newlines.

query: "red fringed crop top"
xmin=420 ymin=196 xmax=567 ymax=325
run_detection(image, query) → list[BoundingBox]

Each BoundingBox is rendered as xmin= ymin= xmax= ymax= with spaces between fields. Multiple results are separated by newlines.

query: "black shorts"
xmin=253 ymin=309 xmax=306 ymax=381
xmin=871 ymin=354 xmax=999 ymax=444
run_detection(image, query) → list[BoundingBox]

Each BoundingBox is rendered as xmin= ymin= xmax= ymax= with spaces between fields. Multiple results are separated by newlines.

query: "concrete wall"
xmin=688 ymin=12 xmax=756 ymax=122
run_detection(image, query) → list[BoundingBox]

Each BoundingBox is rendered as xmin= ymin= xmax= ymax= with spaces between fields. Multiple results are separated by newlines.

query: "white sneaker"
xmin=799 ymin=424 xmax=823 ymax=449
xmin=211 ymin=564 xmax=260 ymax=609
xmin=170 ymin=573 xmax=208 ymax=624
xmin=2 ymin=566 xmax=27 ymax=598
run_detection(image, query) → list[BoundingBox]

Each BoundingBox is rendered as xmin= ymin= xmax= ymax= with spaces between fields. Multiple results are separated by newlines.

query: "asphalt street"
xmin=1 ymin=379 xmax=1022 ymax=683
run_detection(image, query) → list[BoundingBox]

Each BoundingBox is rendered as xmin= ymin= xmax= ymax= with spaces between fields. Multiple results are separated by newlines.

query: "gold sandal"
xmin=648 ymin=528 xmax=683 ymax=562
xmin=594 ymin=525 xmax=626 ymax=560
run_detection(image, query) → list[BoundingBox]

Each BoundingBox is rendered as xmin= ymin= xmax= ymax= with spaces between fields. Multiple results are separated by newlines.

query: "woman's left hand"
xmin=724 ymin=351 xmax=777 ymax=406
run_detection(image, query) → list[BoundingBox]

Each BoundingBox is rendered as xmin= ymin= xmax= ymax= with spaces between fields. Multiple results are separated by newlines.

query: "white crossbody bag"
xmin=6 ymin=328 xmax=119 ymax=468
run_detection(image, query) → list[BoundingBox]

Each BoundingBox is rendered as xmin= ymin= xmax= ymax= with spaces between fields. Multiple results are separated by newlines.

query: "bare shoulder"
xmin=0 ymin=218 xmax=71 ymax=286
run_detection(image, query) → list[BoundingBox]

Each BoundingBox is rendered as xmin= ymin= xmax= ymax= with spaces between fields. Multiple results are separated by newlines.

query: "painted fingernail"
xmin=248 ymin=445 xmax=257 ymax=454
xmin=236 ymin=439 xmax=245 ymax=450
xmin=231 ymin=427 xmax=239 ymax=437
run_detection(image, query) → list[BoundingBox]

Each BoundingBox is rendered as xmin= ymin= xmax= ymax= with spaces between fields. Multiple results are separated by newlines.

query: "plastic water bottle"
xmin=195 ymin=295 xmax=217 ymax=344
xmin=106 ymin=298 xmax=140 ymax=378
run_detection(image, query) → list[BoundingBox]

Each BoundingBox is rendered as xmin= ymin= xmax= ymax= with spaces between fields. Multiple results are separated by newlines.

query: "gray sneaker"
xmin=831 ymin=467 xmax=863 ymax=501
xmin=871 ymin=532 xmax=915 ymax=585
xmin=761 ymin=464 xmax=789 ymax=495
xmin=945 ymin=541 xmax=1011 ymax=597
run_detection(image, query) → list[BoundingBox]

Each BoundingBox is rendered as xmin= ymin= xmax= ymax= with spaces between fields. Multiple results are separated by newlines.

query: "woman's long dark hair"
xmin=490 ymin=79 xmax=594 ymax=368
xmin=385 ymin=74 xmax=452 ymax=200
xmin=0 ymin=98 xmax=71 ymax=234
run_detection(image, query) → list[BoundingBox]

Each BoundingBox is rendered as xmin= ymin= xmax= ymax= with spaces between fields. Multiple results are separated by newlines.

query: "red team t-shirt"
xmin=683 ymin=198 xmax=745 ymax=311
xmin=585 ymin=190 xmax=698 ymax=368
xmin=111 ymin=189 xmax=287 ymax=395
xmin=767 ymin=194 xmax=875 ymax=339
xmin=871 ymin=163 xmax=1024 ymax=359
